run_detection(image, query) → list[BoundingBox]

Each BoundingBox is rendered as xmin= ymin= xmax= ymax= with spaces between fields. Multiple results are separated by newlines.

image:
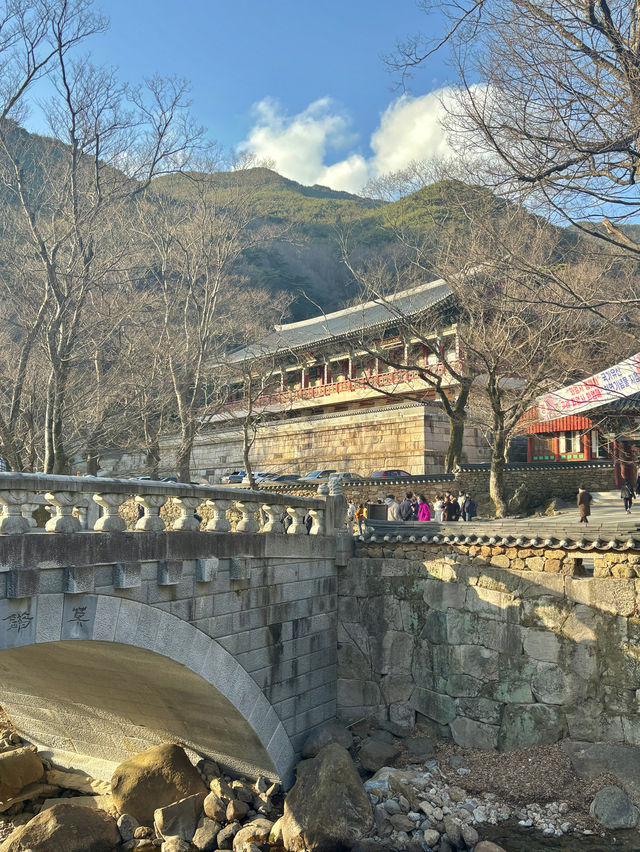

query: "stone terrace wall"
xmin=259 ymin=461 xmax=615 ymax=513
xmin=456 ymin=463 xmax=616 ymax=506
xmin=337 ymin=539 xmax=640 ymax=752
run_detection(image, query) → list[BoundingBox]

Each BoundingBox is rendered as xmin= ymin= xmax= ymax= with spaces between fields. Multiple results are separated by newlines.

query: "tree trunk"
xmin=176 ymin=434 xmax=193 ymax=483
xmin=490 ymin=432 xmax=507 ymax=517
xmin=146 ymin=440 xmax=161 ymax=479
xmin=445 ymin=414 xmax=465 ymax=473
xmin=51 ymin=365 xmax=69 ymax=474
xmin=43 ymin=369 xmax=56 ymax=473
xmin=440 ymin=380 xmax=471 ymax=473
xmin=242 ymin=421 xmax=256 ymax=490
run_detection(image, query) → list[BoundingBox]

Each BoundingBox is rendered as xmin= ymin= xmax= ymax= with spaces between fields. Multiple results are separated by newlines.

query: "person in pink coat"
xmin=417 ymin=494 xmax=431 ymax=521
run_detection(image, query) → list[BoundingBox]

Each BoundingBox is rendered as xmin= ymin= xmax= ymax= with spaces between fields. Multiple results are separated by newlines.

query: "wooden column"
xmin=527 ymin=435 xmax=534 ymax=463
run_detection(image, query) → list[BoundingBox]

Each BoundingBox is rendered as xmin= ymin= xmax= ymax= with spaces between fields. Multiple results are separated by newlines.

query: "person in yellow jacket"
xmin=355 ymin=504 xmax=366 ymax=535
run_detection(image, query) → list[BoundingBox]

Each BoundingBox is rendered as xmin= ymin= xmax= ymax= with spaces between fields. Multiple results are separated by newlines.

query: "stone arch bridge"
xmin=0 ymin=473 xmax=348 ymax=785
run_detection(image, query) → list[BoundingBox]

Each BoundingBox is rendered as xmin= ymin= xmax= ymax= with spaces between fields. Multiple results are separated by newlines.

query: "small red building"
xmin=521 ymin=354 xmax=640 ymax=485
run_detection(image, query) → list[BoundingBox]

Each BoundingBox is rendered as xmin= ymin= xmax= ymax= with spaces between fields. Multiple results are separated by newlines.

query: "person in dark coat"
xmin=462 ymin=493 xmax=477 ymax=522
xmin=577 ymin=485 xmax=592 ymax=524
xmin=399 ymin=492 xmax=414 ymax=522
xmin=622 ymin=478 xmax=635 ymax=514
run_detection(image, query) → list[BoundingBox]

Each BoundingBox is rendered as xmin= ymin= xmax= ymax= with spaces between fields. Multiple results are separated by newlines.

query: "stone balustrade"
xmin=0 ymin=473 xmax=329 ymax=536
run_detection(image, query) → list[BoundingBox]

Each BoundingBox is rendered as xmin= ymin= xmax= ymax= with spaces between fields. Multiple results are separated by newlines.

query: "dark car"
xmin=300 ymin=469 xmax=338 ymax=480
xmin=270 ymin=474 xmax=300 ymax=482
xmin=370 ymin=469 xmax=411 ymax=478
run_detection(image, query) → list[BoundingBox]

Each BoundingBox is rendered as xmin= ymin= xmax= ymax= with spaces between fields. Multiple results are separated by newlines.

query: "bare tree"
xmin=0 ymin=3 xmax=201 ymax=472
xmin=391 ymin=0 xmax=640 ymax=281
xmin=134 ymin=168 xmax=286 ymax=482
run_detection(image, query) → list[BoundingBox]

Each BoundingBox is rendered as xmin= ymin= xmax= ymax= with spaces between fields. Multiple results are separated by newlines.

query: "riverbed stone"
xmin=154 ymin=792 xmax=206 ymax=842
xmin=231 ymin=817 xmax=273 ymax=849
xmin=359 ymin=738 xmax=401 ymax=772
xmin=589 ymin=786 xmax=639 ymax=829
xmin=280 ymin=743 xmax=374 ymax=851
xmin=0 ymin=801 xmax=120 ymax=852
xmin=301 ymin=720 xmax=354 ymax=757
xmin=191 ymin=816 xmax=221 ymax=852
xmin=111 ymin=744 xmax=207 ymax=826
xmin=203 ymin=792 xmax=227 ymax=821
xmin=0 ymin=746 xmax=43 ymax=801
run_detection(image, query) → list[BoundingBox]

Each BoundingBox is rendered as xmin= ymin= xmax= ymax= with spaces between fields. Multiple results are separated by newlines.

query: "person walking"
xmin=355 ymin=504 xmax=366 ymax=535
xmin=347 ymin=501 xmax=356 ymax=531
xmin=385 ymin=495 xmax=401 ymax=522
xmin=577 ymin=485 xmax=592 ymax=524
xmin=621 ymin=478 xmax=635 ymax=514
xmin=417 ymin=494 xmax=431 ymax=521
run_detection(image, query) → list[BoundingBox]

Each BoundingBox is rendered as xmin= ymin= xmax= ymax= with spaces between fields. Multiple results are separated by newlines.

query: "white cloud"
xmin=238 ymin=88 xmax=460 ymax=194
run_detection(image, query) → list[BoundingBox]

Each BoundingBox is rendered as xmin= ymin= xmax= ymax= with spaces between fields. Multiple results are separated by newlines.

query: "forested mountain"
xmin=151 ymin=168 xmax=506 ymax=319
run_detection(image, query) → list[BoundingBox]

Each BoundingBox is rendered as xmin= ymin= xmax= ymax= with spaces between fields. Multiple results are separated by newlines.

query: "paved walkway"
xmin=364 ymin=491 xmax=640 ymax=543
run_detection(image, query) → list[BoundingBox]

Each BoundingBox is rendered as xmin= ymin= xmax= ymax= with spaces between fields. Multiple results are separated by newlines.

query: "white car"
xmin=241 ymin=472 xmax=279 ymax=484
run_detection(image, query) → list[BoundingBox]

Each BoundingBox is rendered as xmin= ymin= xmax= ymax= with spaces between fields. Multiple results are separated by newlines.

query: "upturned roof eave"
xmin=230 ymin=289 xmax=456 ymax=364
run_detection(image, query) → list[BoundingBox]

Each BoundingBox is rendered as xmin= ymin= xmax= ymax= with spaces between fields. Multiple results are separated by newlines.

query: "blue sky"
xmin=26 ymin=1 xmax=456 ymax=194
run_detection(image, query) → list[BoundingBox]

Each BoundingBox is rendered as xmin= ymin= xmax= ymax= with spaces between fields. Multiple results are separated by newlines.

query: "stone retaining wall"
xmin=338 ymin=540 xmax=640 ymax=752
xmin=258 ymin=463 xmax=615 ymax=513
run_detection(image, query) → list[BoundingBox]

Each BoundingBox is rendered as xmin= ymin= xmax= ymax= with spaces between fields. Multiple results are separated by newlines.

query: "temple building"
xmin=168 ymin=278 xmax=491 ymax=481
xmin=520 ymin=353 xmax=640 ymax=484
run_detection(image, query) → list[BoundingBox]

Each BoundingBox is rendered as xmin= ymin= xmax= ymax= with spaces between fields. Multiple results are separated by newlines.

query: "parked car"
xmin=300 ymin=469 xmax=338 ymax=480
xmin=241 ymin=472 xmax=279 ymax=484
xmin=221 ymin=470 xmax=245 ymax=483
xmin=370 ymin=469 xmax=411 ymax=478
xmin=270 ymin=474 xmax=300 ymax=482
xmin=328 ymin=472 xmax=362 ymax=482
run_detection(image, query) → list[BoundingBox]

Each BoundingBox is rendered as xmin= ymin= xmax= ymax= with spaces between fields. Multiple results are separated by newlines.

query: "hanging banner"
xmin=538 ymin=353 xmax=640 ymax=421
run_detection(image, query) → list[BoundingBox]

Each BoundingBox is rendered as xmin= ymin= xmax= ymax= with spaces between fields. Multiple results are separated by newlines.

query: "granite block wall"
xmin=338 ymin=541 xmax=640 ymax=751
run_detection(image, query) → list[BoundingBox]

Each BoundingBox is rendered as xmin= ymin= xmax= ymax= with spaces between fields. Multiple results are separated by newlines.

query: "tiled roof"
xmin=229 ymin=278 xmax=453 ymax=362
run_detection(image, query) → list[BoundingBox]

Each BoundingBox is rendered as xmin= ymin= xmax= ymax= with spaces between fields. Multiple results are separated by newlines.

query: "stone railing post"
xmin=235 ymin=501 xmax=259 ymax=534
xmin=21 ymin=502 xmax=39 ymax=529
xmin=75 ymin=503 xmax=89 ymax=530
xmin=286 ymin=506 xmax=306 ymax=535
xmin=205 ymin=499 xmax=232 ymax=532
xmin=0 ymin=490 xmax=32 ymax=534
xmin=308 ymin=507 xmax=325 ymax=535
xmin=134 ymin=494 xmax=166 ymax=532
xmin=261 ymin=503 xmax=285 ymax=533
xmin=44 ymin=491 xmax=81 ymax=533
xmin=93 ymin=493 xmax=126 ymax=532
xmin=172 ymin=496 xmax=201 ymax=531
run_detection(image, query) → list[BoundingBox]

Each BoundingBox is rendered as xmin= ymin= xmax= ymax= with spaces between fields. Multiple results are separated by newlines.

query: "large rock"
xmin=154 ymin=792 xmax=207 ymax=841
xmin=0 ymin=801 xmax=120 ymax=851
xmin=0 ymin=746 xmax=43 ymax=801
xmin=280 ymin=743 xmax=374 ymax=851
xmin=589 ymin=786 xmax=639 ymax=829
xmin=563 ymin=741 xmax=640 ymax=803
xmin=475 ymin=844 xmax=507 ymax=852
xmin=301 ymin=721 xmax=353 ymax=758
xmin=111 ymin=744 xmax=207 ymax=825
xmin=359 ymin=739 xmax=400 ymax=773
